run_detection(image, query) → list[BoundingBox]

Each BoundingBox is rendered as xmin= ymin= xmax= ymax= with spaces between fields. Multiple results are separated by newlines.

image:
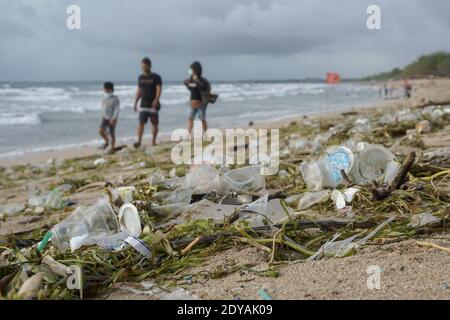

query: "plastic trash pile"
xmin=1 ymin=100 xmax=449 ymax=300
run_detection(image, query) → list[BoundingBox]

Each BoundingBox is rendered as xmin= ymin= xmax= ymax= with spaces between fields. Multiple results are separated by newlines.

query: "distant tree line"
xmin=364 ymin=52 xmax=450 ymax=80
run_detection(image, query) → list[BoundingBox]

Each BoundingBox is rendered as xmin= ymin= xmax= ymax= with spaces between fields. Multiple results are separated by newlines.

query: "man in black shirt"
xmin=133 ymin=57 xmax=162 ymax=147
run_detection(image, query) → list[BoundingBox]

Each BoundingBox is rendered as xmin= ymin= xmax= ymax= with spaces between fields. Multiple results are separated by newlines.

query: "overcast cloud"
xmin=0 ymin=0 xmax=449 ymax=81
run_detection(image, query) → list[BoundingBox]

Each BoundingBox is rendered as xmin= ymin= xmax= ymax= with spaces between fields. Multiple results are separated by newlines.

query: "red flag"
xmin=326 ymin=72 xmax=341 ymax=84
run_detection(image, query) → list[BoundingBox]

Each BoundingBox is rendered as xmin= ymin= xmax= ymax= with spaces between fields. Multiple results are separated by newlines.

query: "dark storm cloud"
xmin=0 ymin=0 xmax=449 ymax=80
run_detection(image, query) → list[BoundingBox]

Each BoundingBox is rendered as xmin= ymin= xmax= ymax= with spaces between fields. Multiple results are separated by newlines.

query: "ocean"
xmin=0 ymin=81 xmax=380 ymax=158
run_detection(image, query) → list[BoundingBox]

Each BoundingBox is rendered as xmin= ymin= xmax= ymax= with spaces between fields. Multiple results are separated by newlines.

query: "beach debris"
xmin=2 ymin=93 xmax=450 ymax=301
xmin=123 ymin=236 xmax=152 ymax=258
xmin=42 ymin=255 xmax=72 ymax=277
xmin=257 ymin=288 xmax=273 ymax=300
xmin=308 ymin=233 xmax=341 ymax=261
xmin=242 ymin=198 xmax=294 ymax=227
xmin=416 ymin=241 xmax=450 ymax=254
xmin=352 ymin=118 xmax=372 ymax=133
xmin=160 ymin=287 xmax=200 ymax=300
xmin=408 ymin=213 xmax=441 ymax=228
xmin=93 ymin=158 xmax=106 ymax=166
xmin=289 ymin=138 xmax=311 ymax=152
xmin=94 ymin=231 xmax=128 ymax=250
xmin=372 ymin=151 xmax=416 ymax=200
xmin=167 ymin=199 xmax=239 ymax=225
xmin=150 ymin=188 xmax=194 ymax=219
xmin=284 ymin=194 xmax=303 ymax=206
xmin=37 ymin=231 xmax=53 ymax=252
xmin=1 ymin=204 xmax=26 ymax=216
xmin=379 ymin=114 xmax=396 ymax=125
xmin=421 ymin=106 xmax=444 ymax=121
xmin=298 ymin=190 xmax=331 ymax=210
xmin=300 ymin=146 xmax=354 ymax=191
xmin=151 ymin=202 xmax=191 ymax=219
xmin=422 ymin=146 xmax=450 ymax=166
xmin=50 ymin=197 xmax=119 ymax=252
xmin=349 ymin=144 xmax=399 ymax=185
xmin=323 ymin=217 xmax=395 ymax=258
xmin=17 ymin=272 xmax=44 ymax=300
xmin=222 ymin=165 xmax=266 ymax=193
xmin=27 ymin=184 xmax=45 ymax=207
xmin=379 ymin=109 xmax=420 ymax=126
xmin=165 ymin=188 xmax=193 ymax=204
xmin=343 ymin=187 xmax=360 ymax=202
xmin=220 ymin=194 xmax=255 ymax=206
xmin=278 ymin=169 xmax=289 ymax=178
xmin=118 ymin=203 xmax=142 ymax=237
xmin=116 ymin=186 xmax=135 ymax=204
xmin=241 ymin=194 xmax=269 ymax=215
xmin=185 ymin=164 xmax=220 ymax=194
xmin=331 ymin=190 xmax=346 ymax=210
xmin=45 ymin=184 xmax=72 ymax=209
xmin=415 ymin=120 xmax=432 ymax=134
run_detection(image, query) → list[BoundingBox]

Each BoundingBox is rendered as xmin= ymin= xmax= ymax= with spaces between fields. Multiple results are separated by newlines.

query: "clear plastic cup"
xmin=51 ymin=197 xmax=119 ymax=251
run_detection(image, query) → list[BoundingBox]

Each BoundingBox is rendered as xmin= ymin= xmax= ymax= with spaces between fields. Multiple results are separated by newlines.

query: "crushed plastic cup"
xmin=150 ymin=202 xmax=189 ymax=218
xmin=117 ymin=187 xmax=135 ymax=204
xmin=408 ymin=213 xmax=441 ymax=228
xmin=27 ymin=184 xmax=45 ymax=207
xmin=298 ymin=190 xmax=331 ymax=210
xmin=149 ymin=169 xmax=165 ymax=186
xmin=241 ymin=194 xmax=269 ymax=215
xmin=45 ymin=184 xmax=72 ymax=209
xmin=185 ymin=164 xmax=219 ymax=194
xmin=222 ymin=165 xmax=265 ymax=192
xmin=325 ymin=146 xmax=354 ymax=186
xmin=396 ymin=110 xmax=420 ymax=125
xmin=164 ymin=188 xmax=193 ymax=205
xmin=353 ymin=118 xmax=372 ymax=133
xmin=349 ymin=144 xmax=396 ymax=184
xmin=50 ymin=197 xmax=120 ymax=251
xmin=422 ymin=106 xmax=444 ymax=121
xmin=97 ymin=231 xmax=129 ymax=250
xmin=300 ymin=146 xmax=354 ymax=191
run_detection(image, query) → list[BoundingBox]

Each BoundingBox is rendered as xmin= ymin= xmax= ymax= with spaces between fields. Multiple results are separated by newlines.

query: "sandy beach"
xmin=1 ymin=78 xmax=449 ymax=300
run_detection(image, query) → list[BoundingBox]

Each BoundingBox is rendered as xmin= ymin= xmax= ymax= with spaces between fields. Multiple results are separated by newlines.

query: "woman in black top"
xmin=184 ymin=61 xmax=208 ymax=133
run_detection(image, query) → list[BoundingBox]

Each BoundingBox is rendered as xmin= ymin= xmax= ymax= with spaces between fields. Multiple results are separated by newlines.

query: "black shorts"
xmin=139 ymin=110 xmax=159 ymax=125
xmin=99 ymin=118 xmax=115 ymax=135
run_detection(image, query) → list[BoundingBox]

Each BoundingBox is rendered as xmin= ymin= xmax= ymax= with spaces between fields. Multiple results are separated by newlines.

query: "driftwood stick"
xmin=416 ymin=100 xmax=450 ymax=109
xmin=372 ymin=151 xmax=416 ymax=200
xmin=390 ymin=151 xmax=416 ymax=190
xmin=180 ymin=236 xmax=203 ymax=255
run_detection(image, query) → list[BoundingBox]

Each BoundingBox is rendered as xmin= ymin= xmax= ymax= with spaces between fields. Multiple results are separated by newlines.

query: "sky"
xmin=0 ymin=0 xmax=449 ymax=81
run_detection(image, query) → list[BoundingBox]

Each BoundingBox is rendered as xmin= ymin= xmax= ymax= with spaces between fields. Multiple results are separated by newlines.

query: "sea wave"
xmin=0 ymin=113 xmax=41 ymax=126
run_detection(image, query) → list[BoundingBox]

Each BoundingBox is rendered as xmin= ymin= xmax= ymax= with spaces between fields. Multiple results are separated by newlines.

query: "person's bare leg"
xmin=99 ymin=128 xmax=109 ymax=146
xmin=152 ymin=124 xmax=158 ymax=146
xmin=110 ymin=133 xmax=116 ymax=150
xmin=136 ymin=122 xmax=145 ymax=146
xmin=202 ymin=120 xmax=207 ymax=132
xmin=187 ymin=118 xmax=194 ymax=133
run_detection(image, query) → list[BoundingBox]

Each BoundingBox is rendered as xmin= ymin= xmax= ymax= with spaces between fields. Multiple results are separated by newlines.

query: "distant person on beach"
xmin=184 ymin=61 xmax=217 ymax=133
xmin=383 ymin=84 xmax=389 ymax=98
xmin=99 ymin=82 xmax=120 ymax=154
xmin=133 ymin=57 xmax=162 ymax=147
xmin=404 ymin=79 xmax=412 ymax=98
